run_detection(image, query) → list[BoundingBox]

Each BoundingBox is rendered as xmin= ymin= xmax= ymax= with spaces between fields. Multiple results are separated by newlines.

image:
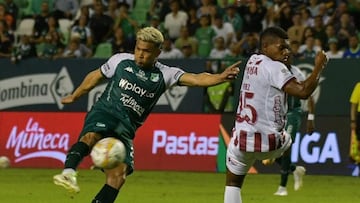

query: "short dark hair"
xmin=259 ymin=26 xmax=288 ymax=49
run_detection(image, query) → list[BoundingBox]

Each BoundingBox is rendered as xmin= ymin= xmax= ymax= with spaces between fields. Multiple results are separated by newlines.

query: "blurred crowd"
xmin=1 ymin=0 xmax=360 ymax=65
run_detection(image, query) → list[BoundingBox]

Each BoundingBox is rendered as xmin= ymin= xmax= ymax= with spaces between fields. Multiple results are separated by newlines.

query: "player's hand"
xmin=61 ymin=94 xmax=75 ymax=104
xmin=314 ymin=50 xmax=328 ymax=70
xmin=223 ymin=61 xmax=241 ymax=80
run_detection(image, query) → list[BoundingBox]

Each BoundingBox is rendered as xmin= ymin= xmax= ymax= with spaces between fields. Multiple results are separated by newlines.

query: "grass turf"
xmin=0 ymin=168 xmax=359 ymax=203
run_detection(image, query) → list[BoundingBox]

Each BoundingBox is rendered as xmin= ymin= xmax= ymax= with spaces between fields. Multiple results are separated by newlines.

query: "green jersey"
xmin=287 ymin=65 xmax=305 ymax=113
xmin=92 ymin=53 xmax=184 ymax=139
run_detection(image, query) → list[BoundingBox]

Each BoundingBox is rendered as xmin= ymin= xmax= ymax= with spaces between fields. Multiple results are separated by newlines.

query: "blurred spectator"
xmin=348 ymin=0 xmax=360 ymax=30
xmin=89 ymin=0 xmax=114 ymax=46
xmin=164 ymin=0 xmax=188 ymax=41
xmin=0 ymin=19 xmax=13 ymax=58
xmin=186 ymin=6 xmax=200 ymax=36
xmin=174 ymin=25 xmax=198 ymax=54
xmin=307 ymin=0 xmax=320 ymax=17
xmin=11 ymin=34 xmax=37 ymax=63
xmin=335 ymin=12 xmax=357 ymax=50
xmin=52 ymin=0 xmax=79 ymax=19
xmin=324 ymin=24 xmax=337 ymax=50
xmin=312 ymin=15 xmax=327 ymax=47
xmin=34 ymin=15 xmax=65 ymax=44
xmin=148 ymin=0 xmax=170 ymax=22
xmin=110 ymin=26 xmax=133 ymax=54
xmin=37 ymin=30 xmax=65 ymax=59
xmin=317 ymin=3 xmax=331 ymax=26
xmin=299 ymin=36 xmax=321 ymax=58
xmin=300 ymin=7 xmax=314 ymax=27
xmin=289 ymin=40 xmax=303 ymax=59
xmin=301 ymin=26 xmax=315 ymax=44
xmin=3 ymin=0 xmax=18 ymax=30
xmin=196 ymin=0 xmax=219 ymax=20
xmin=343 ymin=34 xmax=360 ymax=58
xmin=223 ymin=4 xmax=243 ymax=41
xmin=277 ymin=1 xmax=293 ymax=31
xmin=328 ymin=1 xmax=348 ymax=27
xmin=113 ymin=3 xmax=137 ymax=45
xmin=287 ymin=12 xmax=305 ymax=44
xmin=212 ymin=13 xmax=236 ymax=47
xmin=237 ymin=32 xmax=259 ymax=58
xmin=71 ymin=13 xmax=93 ymax=49
xmin=33 ymin=1 xmax=52 ymax=41
xmin=105 ymin=0 xmax=120 ymax=19
xmin=207 ymin=36 xmax=230 ymax=73
xmin=158 ymin=37 xmax=183 ymax=59
xmin=148 ymin=15 xmax=167 ymax=35
xmin=0 ymin=3 xmax=14 ymax=31
xmin=194 ymin=14 xmax=216 ymax=58
xmin=31 ymin=0 xmax=54 ymax=16
xmin=325 ymin=37 xmax=343 ymax=59
xmin=181 ymin=43 xmax=197 ymax=58
xmin=238 ymin=0 xmax=266 ymax=34
xmin=58 ymin=33 xmax=92 ymax=58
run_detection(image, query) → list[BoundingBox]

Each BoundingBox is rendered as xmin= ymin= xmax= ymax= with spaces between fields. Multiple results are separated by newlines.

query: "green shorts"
xmin=80 ymin=108 xmax=135 ymax=175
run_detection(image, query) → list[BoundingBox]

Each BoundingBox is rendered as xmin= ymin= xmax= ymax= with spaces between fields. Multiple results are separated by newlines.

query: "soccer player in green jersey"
xmin=53 ymin=26 xmax=240 ymax=203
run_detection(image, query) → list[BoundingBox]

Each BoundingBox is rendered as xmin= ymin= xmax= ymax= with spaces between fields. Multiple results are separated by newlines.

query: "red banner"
xmin=0 ymin=112 xmax=221 ymax=171
xmin=134 ymin=114 xmax=221 ymax=172
xmin=0 ymin=112 xmax=93 ymax=168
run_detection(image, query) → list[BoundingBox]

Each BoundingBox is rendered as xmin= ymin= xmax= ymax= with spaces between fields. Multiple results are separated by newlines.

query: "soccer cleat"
xmin=293 ymin=166 xmax=306 ymax=191
xmin=53 ymin=172 xmax=80 ymax=193
xmin=274 ymin=186 xmax=288 ymax=196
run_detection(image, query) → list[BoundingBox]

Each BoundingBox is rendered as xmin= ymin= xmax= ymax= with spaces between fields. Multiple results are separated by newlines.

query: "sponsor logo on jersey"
xmin=136 ymin=70 xmax=148 ymax=81
xmin=124 ymin=66 xmax=134 ymax=73
xmin=96 ymin=122 xmax=106 ymax=127
xmin=120 ymin=93 xmax=145 ymax=116
xmin=119 ymin=79 xmax=147 ymax=97
xmin=150 ymin=73 xmax=160 ymax=82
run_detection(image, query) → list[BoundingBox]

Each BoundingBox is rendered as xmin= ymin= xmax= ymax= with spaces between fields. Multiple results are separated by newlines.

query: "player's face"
xmin=134 ymin=40 xmax=161 ymax=69
xmin=264 ymin=38 xmax=290 ymax=63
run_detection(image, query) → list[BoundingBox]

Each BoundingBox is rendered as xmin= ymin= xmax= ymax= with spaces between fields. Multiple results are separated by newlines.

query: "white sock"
xmin=62 ymin=168 xmax=76 ymax=174
xmin=224 ymin=186 xmax=241 ymax=203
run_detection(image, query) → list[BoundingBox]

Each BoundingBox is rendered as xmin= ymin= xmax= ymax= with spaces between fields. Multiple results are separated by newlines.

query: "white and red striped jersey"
xmin=232 ymin=54 xmax=295 ymax=152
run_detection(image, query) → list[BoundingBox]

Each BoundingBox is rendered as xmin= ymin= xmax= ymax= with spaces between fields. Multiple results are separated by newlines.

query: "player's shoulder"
xmin=110 ymin=53 xmax=134 ymax=61
xmin=249 ymin=54 xmax=286 ymax=68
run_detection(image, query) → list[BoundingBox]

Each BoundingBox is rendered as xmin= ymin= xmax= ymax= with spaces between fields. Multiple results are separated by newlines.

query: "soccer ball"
xmin=90 ymin=137 xmax=126 ymax=169
xmin=0 ymin=156 xmax=10 ymax=169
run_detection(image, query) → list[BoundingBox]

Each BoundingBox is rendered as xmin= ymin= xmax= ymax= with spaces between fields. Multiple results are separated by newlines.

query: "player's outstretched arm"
xmin=283 ymin=51 xmax=328 ymax=99
xmin=178 ymin=61 xmax=241 ymax=87
xmin=61 ymin=68 xmax=105 ymax=104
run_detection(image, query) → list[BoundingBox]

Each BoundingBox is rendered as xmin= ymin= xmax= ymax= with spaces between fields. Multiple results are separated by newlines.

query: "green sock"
xmin=279 ymin=155 xmax=291 ymax=187
xmin=64 ymin=142 xmax=90 ymax=170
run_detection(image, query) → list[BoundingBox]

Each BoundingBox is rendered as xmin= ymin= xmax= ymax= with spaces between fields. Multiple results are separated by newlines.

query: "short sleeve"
xmin=155 ymin=61 xmax=185 ymax=89
xmin=100 ymin=53 xmax=134 ymax=78
xmin=350 ymin=82 xmax=360 ymax=105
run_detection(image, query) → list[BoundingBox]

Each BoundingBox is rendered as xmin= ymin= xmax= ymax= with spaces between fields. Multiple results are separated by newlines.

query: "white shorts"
xmin=226 ymin=131 xmax=292 ymax=175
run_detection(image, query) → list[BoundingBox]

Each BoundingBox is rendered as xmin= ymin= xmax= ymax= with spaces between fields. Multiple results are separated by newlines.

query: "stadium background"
xmin=0 ymin=57 xmax=358 ymax=176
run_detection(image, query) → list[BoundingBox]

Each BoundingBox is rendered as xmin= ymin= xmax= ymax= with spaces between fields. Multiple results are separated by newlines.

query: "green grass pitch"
xmin=0 ymin=168 xmax=359 ymax=203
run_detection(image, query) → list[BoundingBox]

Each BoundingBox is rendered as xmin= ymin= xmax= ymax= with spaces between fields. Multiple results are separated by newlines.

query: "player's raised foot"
xmin=294 ymin=166 xmax=306 ymax=191
xmin=274 ymin=186 xmax=288 ymax=196
xmin=53 ymin=171 xmax=80 ymax=193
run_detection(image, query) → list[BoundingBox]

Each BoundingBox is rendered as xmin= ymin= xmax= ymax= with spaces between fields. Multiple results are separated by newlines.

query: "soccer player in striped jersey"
xmin=267 ymin=45 xmax=316 ymax=196
xmin=52 ymin=26 xmax=240 ymax=203
xmin=224 ymin=26 xmax=328 ymax=203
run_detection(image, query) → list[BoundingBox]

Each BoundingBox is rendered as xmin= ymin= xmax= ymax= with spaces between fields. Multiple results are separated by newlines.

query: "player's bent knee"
xmin=79 ymin=132 xmax=102 ymax=147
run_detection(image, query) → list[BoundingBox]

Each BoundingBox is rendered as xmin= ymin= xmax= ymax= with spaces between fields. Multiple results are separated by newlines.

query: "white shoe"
xmin=274 ymin=186 xmax=288 ymax=196
xmin=53 ymin=171 xmax=80 ymax=193
xmin=294 ymin=166 xmax=306 ymax=191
